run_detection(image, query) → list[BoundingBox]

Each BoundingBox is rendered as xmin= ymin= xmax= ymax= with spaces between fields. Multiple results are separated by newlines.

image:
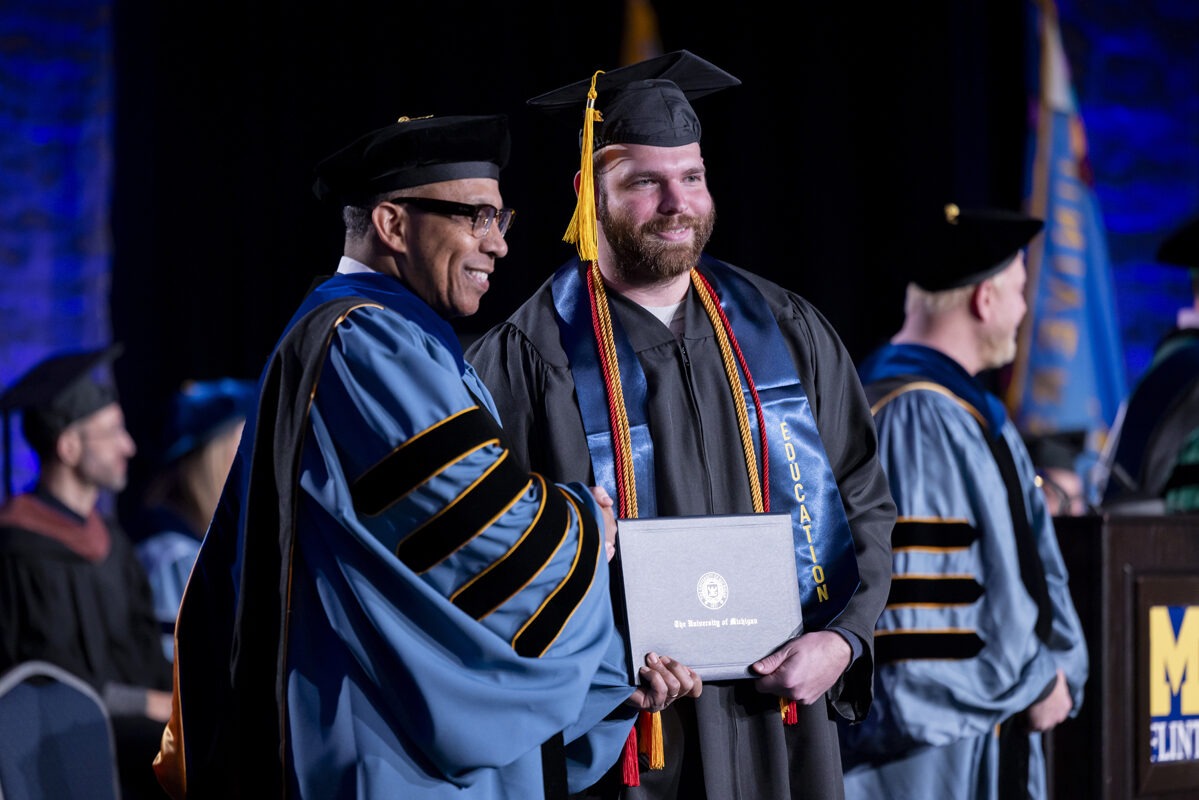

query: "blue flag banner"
xmin=1006 ymin=0 xmax=1126 ymax=436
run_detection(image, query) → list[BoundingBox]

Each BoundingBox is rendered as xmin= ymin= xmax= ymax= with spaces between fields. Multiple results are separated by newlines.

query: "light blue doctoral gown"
xmin=841 ymin=345 xmax=1088 ymax=800
xmin=162 ymin=273 xmax=633 ymax=799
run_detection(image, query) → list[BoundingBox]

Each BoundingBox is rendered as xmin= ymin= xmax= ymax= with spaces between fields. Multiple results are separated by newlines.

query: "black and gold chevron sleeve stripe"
xmin=892 ymin=518 xmax=980 ymax=551
xmin=511 ymin=492 xmax=602 ymax=658
xmin=875 ymin=629 xmax=984 ymax=664
xmin=396 ymin=448 xmax=531 ymax=574
xmin=450 ymin=474 xmax=573 ymax=620
xmin=352 ymin=406 xmax=501 ymax=517
xmin=352 ymin=402 xmax=603 ymax=656
xmin=886 ymin=575 xmax=983 ymax=608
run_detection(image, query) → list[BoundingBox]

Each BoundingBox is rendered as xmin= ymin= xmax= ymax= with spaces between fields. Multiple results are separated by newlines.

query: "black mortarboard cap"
xmin=530 ymin=51 xmax=739 ymax=261
xmin=312 ymin=114 xmax=510 ymax=207
xmin=1157 ymin=214 xmax=1199 ymax=268
xmin=0 ymin=344 xmax=122 ymax=431
xmin=162 ymin=378 xmax=256 ymax=465
xmin=910 ymin=204 xmax=1044 ymax=292
xmin=528 ymin=50 xmax=740 ymax=150
xmin=0 ymin=344 xmax=122 ymax=495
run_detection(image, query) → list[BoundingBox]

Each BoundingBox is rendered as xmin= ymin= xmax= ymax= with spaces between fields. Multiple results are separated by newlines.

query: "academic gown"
xmin=841 ymin=344 xmax=1088 ymax=800
xmin=467 ymin=258 xmax=896 ymax=800
xmin=1104 ymin=327 xmax=1199 ymax=507
xmin=0 ymin=491 xmax=171 ymax=695
xmin=156 ymin=272 xmax=633 ymax=799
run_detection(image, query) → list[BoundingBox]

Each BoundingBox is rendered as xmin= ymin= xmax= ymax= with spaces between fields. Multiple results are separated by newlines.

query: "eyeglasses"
xmin=389 ymin=197 xmax=515 ymax=239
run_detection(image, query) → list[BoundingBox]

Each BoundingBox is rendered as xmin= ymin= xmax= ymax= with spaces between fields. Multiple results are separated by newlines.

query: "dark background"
xmin=0 ymin=0 xmax=1145 ymax=513
xmin=108 ymin=2 xmax=1027 ymax=455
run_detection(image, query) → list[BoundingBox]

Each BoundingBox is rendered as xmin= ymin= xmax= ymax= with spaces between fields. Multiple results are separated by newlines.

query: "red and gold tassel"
xmin=637 ymin=709 xmax=665 ymax=769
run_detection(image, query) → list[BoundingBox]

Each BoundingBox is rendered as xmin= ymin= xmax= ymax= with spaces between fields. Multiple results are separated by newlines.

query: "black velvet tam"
xmin=312 ymin=114 xmax=510 ymax=206
xmin=910 ymin=204 xmax=1044 ymax=292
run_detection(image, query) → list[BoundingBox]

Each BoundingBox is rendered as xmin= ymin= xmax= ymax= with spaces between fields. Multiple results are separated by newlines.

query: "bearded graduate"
xmin=468 ymin=51 xmax=896 ymax=800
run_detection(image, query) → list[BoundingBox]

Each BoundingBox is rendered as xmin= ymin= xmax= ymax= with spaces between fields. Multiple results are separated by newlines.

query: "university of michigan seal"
xmin=697 ymin=571 xmax=729 ymax=610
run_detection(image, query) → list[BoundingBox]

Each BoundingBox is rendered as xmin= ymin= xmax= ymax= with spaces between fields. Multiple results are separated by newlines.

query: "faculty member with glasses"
xmin=153 ymin=115 xmax=660 ymax=800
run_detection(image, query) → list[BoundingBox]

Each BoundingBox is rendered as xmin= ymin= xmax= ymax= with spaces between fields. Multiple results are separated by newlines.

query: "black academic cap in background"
xmin=0 ymin=344 xmax=122 ymax=434
xmin=312 ymin=114 xmax=510 ymax=207
xmin=909 ymin=204 xmax=1044 ymax=293
xmin=528 ymin=50 xmax=740 ymax=149
xmin=1157 ymin=214 xmax=1199 ymax=268
xmin=0 ymin=344 xmax=123 ymax=495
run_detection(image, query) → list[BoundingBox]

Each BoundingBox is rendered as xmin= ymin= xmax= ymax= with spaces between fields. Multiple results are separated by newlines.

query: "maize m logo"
xmin=1149 ymin=605 xmax=1199 ymax=763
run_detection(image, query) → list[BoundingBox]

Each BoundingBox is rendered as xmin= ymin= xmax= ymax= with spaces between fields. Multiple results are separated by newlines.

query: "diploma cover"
xmin=613 ymin=513 xmax=803 ymax=682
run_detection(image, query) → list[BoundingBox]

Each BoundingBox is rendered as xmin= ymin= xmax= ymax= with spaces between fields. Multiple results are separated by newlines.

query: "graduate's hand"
xmin=627 ymin=652 xmax=702 ymax=712
xmin=751 ymin=630 xmax=851 ymax=705
xmin=589 ymin=486 xmax=617 ymax=562
xmin=145 ymin=689 xmax=173 ymax=722
xmin=1026 ymin=669 xmax=1072 ymax=731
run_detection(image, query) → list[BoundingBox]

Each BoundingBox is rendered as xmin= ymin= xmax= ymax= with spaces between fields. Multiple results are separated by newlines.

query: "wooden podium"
xmin=1050 ymin=514 xmax=1199 ymax=799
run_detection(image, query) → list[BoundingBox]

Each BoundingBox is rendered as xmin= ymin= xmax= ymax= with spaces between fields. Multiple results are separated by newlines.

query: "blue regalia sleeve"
xmin=861 ymin=390 xmax=1065 ymax=750
xmin=288 ymin=305 xmax=631 ymax=785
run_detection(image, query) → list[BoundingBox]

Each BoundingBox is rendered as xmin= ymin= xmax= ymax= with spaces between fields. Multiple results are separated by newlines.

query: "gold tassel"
xmin=564 ymin=70 xmax=605 ymax=262
xmin=637 ymin=710 xmax=665 ymax=770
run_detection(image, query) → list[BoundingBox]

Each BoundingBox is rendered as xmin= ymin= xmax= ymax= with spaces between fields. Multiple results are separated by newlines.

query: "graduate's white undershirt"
xmin=336 ymin=255 xmax=376 ymax=275
xmin=641 ymin=300 xmax=686 ymax=340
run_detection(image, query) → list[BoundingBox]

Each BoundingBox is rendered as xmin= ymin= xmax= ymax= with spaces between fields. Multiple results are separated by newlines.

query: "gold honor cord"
xmin=589 ymin=263 xmax=639 ymax=518
xmin=587 ymin=263 xmax=767 ymax=519
xmin=692 ymin=270 xmax=764 ymax=513
xmin=587 ymin=263 xmax=791 ymax=775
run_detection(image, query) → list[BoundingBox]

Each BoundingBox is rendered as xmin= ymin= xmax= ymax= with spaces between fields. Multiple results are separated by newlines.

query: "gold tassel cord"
xmin=589 ymin=263 xmax=638 ymax=518
xmin=637 ymin=708 xmax=665 ymax=770
xmin=564 ymin=71 xmax=606 ymax=262
xmin=692 ymin=271 xmax=764 ymax=513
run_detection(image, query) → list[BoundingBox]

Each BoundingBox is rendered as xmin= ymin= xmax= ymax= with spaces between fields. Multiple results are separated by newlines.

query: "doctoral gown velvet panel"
xmin=841 ymin=353 xmax=1088 ymax=800
xmin=468 ymin=258 xmax=896 ymax=800
xmin=162 ymin=273 xmax=632 ymax=800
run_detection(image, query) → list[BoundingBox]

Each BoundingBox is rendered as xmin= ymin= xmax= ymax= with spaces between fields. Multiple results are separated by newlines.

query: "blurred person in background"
xmin=842 ymin=206 xmax=1088 ymax=800
xmin=1025 ymin=431 xmax=1089 ymax=516
xmin=1101 ymin=214 xmax=1199 ymax=512
xmin=0 ymin=345 xmax=172 ymax=797
xmin=132 ymin=378 xmax=254 ymax=658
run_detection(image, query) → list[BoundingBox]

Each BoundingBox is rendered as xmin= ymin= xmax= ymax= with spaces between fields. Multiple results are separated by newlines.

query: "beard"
xmin=598 ymin=195 xmax=716 ymax=285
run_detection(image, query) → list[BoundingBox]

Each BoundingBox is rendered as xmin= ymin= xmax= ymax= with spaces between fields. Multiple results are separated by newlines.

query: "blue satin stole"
xmin=552 ymin=257 xmax=860 ymax=630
